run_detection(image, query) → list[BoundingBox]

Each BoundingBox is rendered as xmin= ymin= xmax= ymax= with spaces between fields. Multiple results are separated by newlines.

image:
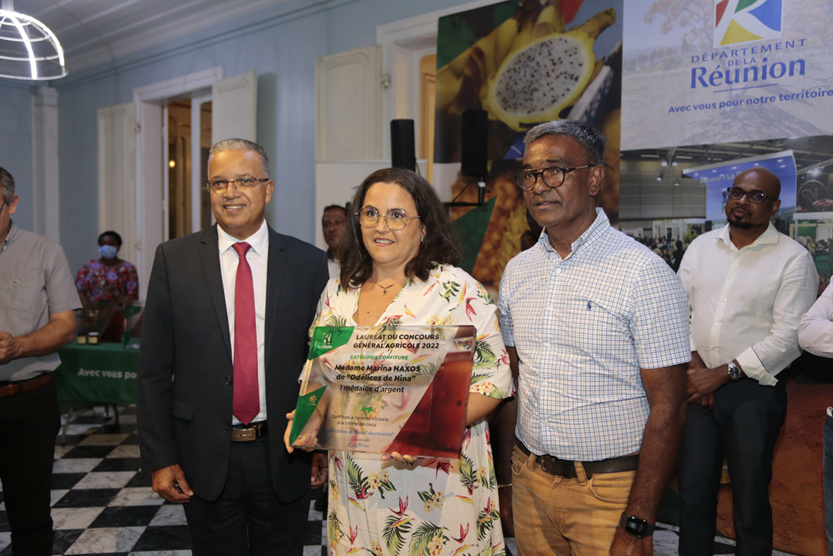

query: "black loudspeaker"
xmin=390 ymin=119 xmax=416 ymax=171
xmin=461 ymin=109 xmax=488 ymax=178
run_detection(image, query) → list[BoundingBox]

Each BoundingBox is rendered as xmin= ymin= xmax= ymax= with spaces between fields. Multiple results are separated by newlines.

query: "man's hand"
xmin=0 ymin=331 xmax=21 ymax=364
xmin=686 ymin=366 xmax=727 ymax=402
xmin=610 ymin=526 xmax=653 ymax=556
xmin=686 ymin=351 xmax=728 ymax=404
xmin=0 ymin=311 xmax=75 ymax=364
xmin=311 ymin=452 xmax=328 ymax=488
xmin=151 ymin=464 xmax=193 ymax=503
xmin=693 ymin=392 xmax=716 ymax=409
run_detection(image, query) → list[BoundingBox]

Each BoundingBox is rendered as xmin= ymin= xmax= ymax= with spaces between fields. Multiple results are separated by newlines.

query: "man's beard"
xmin=728 ymin=216 xmax=766 ymax=230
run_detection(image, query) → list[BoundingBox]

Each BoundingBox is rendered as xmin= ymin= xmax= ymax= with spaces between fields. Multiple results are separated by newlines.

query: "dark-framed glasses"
xmin=356 ymin=206 xmax=420 ymax=230
xmin=206 ymin=177 xmax=270 ymax=193
xmin=726 ymin=187 xmax=778 ymax=204
xmin=515 ymin=165 xmax=596 ymax=191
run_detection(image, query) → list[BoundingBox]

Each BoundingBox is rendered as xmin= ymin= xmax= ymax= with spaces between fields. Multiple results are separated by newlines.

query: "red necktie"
xmin=232 ymin=242 xmax=259 ymax=425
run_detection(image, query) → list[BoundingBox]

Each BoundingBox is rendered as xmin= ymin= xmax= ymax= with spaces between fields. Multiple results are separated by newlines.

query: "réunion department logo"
xmin=715 ymin=0 xmax=783 ymax=47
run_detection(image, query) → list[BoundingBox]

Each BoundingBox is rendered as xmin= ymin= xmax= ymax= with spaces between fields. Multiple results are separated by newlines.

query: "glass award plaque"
xmin=289 ymin=325 xmax=475 ymax=458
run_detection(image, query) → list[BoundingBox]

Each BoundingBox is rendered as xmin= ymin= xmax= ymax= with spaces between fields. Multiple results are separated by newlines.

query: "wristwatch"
xmin=727 ymin=361 xmax=743 ymax=382
xmin=619 ymin=513 xmax=655 ymax=538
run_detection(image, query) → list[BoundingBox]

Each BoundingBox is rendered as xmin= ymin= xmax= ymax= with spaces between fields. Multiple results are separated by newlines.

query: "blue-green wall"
xmin=0 ymin=0 xmax=481 ymax=272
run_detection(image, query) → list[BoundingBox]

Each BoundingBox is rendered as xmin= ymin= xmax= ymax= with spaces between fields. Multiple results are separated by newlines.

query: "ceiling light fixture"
xmin=0 ymin=0 xmax=67 ymax=80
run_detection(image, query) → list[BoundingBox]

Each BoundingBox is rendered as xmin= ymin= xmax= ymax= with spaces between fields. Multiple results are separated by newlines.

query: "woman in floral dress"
xmin=75 ymin=230 xmax=139 ymax=306
xmin=287 ymin=168 xmax=513 ymax=556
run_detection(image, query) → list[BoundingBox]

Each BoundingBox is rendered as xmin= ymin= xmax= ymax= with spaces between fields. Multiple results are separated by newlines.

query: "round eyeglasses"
xmin=515 ymin=165 xmax=596 ymax=191
xmin=356 ymin=206 xmax=420 ymax=230
xmin=206 ymin=177 xmax=270 ymax=193
xmin=725 ymin=187 xmax=778 ymax=204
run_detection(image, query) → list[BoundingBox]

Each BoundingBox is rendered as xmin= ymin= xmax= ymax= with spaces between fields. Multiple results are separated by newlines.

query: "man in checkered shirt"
xmin=497 ymin=121 xmax=690 ymax=556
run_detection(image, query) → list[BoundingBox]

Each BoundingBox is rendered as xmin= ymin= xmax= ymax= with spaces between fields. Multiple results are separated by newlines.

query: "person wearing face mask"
xmin=75 ymin=230 xmax=139 ymax=307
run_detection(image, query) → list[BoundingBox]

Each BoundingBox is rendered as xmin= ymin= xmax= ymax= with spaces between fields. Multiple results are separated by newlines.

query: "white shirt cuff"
xmin=736 ymin=349 xmax=778 ymax=386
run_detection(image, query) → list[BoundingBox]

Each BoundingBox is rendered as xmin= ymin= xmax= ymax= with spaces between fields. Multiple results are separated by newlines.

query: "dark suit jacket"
xmin=137 ymin=224 xmax=329 ymax=502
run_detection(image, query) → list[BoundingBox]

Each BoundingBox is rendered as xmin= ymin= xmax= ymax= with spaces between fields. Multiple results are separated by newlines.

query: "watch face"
xmin=621 ymin=514 xmax=654 ymax=538
xmin=626 ymin=517 xmax=648 ymax=536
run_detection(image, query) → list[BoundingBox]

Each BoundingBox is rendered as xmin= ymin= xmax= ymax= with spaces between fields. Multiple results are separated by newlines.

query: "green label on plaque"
xmin=289 ymin=385 xmax=328 ymax=446
xmin=308 ymin=326 xmax=354 ymax=359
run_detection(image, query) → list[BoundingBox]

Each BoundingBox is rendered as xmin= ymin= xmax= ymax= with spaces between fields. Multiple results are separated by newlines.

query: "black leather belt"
xmin=516 ymin=439 xmax=638 ymax=479
xmin=231 ymin=421 xmax=268 ymax=442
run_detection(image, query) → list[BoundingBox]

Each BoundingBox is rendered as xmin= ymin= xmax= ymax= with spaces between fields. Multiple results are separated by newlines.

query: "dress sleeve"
xmin=454 ymin=271 xmax=514 ymax=400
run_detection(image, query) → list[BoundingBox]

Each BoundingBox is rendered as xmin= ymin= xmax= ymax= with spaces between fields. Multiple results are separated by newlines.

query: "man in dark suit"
xmin=138 ymin=138 xmax=329 ymax=555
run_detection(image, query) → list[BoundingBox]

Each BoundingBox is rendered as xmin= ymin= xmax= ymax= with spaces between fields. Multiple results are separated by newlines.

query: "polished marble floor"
xmin=0 ymin=405 xmax=795 ymax=555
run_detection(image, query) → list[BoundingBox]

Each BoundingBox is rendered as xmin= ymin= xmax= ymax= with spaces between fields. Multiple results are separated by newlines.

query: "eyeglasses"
xmin=726 ymin=187 xmax=778 ymax=204
xmin=356 ymin=206 xmax=420 ymax=230
xmin=206 ymin=177 xmax=270 ymax=193
xmin=515 ymin=165 xmax=596 ymax=191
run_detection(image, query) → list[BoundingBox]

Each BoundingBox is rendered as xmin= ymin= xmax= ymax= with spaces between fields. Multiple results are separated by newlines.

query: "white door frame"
xmin=132 ymin=67 xmax=224 ymax=299
xmin=191 ymin=92 xmax=212 ymax=233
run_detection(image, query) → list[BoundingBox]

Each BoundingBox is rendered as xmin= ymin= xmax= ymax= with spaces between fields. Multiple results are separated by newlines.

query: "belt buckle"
xmin=0 ymin=382 xmax=22 ymax=398
xmin=232 ymin=422 xmax=266 ymax=442
xmin=539 ymin=455 xmax=587 ymax=479
xmin=539 ymin=455 xmax=569 ymax=477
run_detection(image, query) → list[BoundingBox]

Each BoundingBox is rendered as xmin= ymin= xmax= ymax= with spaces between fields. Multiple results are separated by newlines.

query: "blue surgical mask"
xmin=99 ymin=245 xmax=118 ymax=259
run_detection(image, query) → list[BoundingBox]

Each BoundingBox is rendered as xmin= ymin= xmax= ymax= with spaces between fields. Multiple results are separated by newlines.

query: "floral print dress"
xmin=311 ymin=265 xmax=514 ymax=556
xmin=75 ymin=259 xmax=139 ymax=303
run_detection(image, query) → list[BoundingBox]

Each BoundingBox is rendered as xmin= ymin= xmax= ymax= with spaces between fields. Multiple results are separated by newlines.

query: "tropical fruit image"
xmin=484 ymin=8 xmax=615 ymax=130
xmin=436 ymin=2 xmax=616 ymax=134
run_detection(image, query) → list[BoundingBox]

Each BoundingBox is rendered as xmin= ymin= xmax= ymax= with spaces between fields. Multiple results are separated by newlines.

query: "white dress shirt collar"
xmin=717 ymin=221 xmax=778 ymax=251
xmin=217 ymin=219 xmax=269 ymax=256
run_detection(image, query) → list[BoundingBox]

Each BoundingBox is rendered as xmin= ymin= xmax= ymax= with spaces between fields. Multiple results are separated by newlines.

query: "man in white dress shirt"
xmin=677 ymin=167 xmax=818 ymax=555
xmin=798 ymin=284 xmax=833 ymax=556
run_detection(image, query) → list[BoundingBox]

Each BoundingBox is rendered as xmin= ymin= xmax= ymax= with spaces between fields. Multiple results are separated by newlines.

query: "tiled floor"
xmin=0 ymin=406 xmax=326 ymax=556
xmin=0 ymin=405 xmax=796 ymax=555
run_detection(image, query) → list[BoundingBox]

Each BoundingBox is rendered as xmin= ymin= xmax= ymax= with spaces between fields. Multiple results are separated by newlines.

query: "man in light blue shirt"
xmin=498 ymin=121 xmax=690 ymax=555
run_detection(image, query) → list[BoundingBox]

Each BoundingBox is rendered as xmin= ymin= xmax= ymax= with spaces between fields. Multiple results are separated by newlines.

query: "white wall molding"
xmin=31 ymin=86 xmax=60 ymax=242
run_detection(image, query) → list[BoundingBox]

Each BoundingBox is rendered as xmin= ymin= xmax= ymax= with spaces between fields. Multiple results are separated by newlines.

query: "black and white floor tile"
xmin=0 ymin=406 xmax=795 ymax=555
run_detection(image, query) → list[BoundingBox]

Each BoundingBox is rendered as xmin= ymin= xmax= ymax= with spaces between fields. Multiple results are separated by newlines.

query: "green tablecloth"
xmin=55 ymin=341 xmax=139 ymax=405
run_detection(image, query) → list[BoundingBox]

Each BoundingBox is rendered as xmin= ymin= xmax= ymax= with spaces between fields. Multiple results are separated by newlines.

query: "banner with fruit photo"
xmin=434 ymin=0 xmax=623 ymax=289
